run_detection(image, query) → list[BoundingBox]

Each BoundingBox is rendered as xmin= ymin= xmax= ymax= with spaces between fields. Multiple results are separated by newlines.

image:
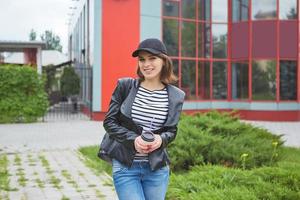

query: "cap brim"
xmin=132 ymin=48 xmax=161 ymax=57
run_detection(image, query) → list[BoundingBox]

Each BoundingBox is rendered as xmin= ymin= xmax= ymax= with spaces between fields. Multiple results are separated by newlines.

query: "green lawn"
xmin=78 ymin=146 xmax=112 ymax=175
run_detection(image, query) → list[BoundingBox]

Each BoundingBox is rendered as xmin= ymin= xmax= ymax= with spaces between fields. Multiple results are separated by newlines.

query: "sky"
xmin=0 ymin=0 xmax=74 ymax=53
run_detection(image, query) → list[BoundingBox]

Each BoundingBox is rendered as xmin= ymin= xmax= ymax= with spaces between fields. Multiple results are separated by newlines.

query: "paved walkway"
xmin=0 ymin=120 xmax=299 ymax=200
xmin=0 ymin=121 xmax=117 ymax=200
xmin=245 ymin=121 xmax=300 ymax=147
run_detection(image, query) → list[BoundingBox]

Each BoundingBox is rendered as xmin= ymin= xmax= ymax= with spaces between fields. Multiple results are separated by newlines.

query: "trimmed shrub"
xmin=167 ymin=163 xmax=300 ymax=200
xmin=60 ymin=66 xmax=80 ymax=98
xmin=0 ymin=65 xmax=48 ymax=123
xmin=168 ymin=111 xmax=283 ymax=171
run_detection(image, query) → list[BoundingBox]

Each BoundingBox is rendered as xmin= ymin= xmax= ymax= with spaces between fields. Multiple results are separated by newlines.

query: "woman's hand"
xmin=146 ymin=134 xmax=162 ymax=153
xmin=134 ymin=134 xmax=162 ymax=154
xmin=134 ymin=136 xmax=149 ymax=153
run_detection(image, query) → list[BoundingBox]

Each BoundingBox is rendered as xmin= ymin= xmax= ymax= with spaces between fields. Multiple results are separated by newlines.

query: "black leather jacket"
xmin=103 ymin=78 xmax=185 ymax=171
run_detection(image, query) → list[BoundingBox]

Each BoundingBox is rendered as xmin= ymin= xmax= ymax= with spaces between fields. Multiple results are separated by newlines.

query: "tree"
xmin=29 ymin=29 xmax=37 ymax=41
xmin=28 ymin=29 xmax=63 ymax=52
xmin=40 ymin=30 xmax=63 ymax=52
xmin=60 ymin=66 xmax=80 ymax=112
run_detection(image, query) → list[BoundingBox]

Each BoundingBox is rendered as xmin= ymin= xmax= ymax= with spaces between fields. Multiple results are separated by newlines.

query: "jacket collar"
xmin=120 ymin=78 xmax=184 ymax=127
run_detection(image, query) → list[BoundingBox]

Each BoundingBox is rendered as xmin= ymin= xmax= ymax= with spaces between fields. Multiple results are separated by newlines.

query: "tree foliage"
xmin=29 ymin=29 xmax=37 ymax=41
xmin=40 ymin=30 xmax=63 ymax=52
xmin=0 ymin=65 xmax=48 ymax=123
xmin=60 ymin=66 xmax=80 ymax=97
xmin=29 ymin=29 xmax=63 ymax=52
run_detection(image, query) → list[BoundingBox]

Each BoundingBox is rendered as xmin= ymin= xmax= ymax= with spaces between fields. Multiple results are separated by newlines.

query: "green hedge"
xmin=0 ymin=65 xmax=48 ymax=123
xmin=167 ymin=160 xmax=300 ymax=200
xmin=168 ymin=111 xmax=283 ymax=171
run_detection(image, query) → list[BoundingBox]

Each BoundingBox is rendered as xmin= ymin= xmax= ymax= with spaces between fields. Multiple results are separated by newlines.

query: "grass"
xmin=35 ymin=178 xmax=45 ymax=188
xmin=50 ymin=175 xmax=62 ymax=189
xmin=78 ymin=146 xmax=112 ymax=175
xmin=61 ymin=195 xmax=70 ymax=200
xmin=0 ymin=155 xmax=9 ymax=191
xmin=14 ymin=155 xmax=21 ymax=166
xmin=61 ymin=170 xmax=81 ymax=192
xmin=16 ymin=168 xmax=27 ymax=187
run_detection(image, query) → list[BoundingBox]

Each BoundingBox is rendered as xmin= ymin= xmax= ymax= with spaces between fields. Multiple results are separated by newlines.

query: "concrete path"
xmin=0 ymin=121 xmax=104 ymax=153
xmin=245 ymin=121 xmax=300 ymax=147
xmin=0 ymin=121 xmax=117 ymax=200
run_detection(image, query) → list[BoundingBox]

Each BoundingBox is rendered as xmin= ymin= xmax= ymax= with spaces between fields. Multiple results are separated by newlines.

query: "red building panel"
xmin=231 ymin=22 xmax=249 ymax=59
xmin=23 ymin=48 xmax=37 ymax=66
xmin=252 ymin=21 xmax=277 ymax=58
xmin=280 ymin=21 xmax=297 ymax=58
xmin=102 ymin=0 xmax=140 ymax=111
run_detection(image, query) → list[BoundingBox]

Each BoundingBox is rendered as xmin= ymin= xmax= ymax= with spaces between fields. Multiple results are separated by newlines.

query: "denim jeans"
xmin=112 ymin=159 xmax=170 ymax=200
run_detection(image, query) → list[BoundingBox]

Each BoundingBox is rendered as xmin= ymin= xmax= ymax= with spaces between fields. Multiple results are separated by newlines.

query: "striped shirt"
xmin=132 ymin=86 xmax=169 ymax=160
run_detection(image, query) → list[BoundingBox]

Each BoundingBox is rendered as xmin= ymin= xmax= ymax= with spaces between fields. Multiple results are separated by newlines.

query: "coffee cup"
xmin=141 ymin=130 xmax=155 ymax=144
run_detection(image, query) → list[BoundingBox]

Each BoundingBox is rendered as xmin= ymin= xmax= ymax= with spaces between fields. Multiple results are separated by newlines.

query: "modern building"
xmin=3 ymin=50 xmax=68 ymax=66
xmin=0 ymin=40 xmax=45 ymax=74
xmin=68 ymin=0 xmax=300 ymax=121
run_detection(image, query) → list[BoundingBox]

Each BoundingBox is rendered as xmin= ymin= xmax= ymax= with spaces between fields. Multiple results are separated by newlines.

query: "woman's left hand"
xmin=144 ymin=134 xmax=162 ymax=153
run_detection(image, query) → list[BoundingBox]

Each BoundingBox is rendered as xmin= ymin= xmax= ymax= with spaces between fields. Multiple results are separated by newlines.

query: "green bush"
xmin=60 ymin=66 xmax=80 ymax=98
xmin=169 ymin=111 xmax=283 ymax=171
xmin=0 ymin=65 xmax=48 ymax=123
xmin=167 ymin=162 xmax=300 ymax=200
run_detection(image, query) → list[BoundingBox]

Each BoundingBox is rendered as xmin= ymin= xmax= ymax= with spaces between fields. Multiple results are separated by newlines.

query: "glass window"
xmin=182 ymin=21 xmax=196 ymax=57
xmin=252 ymin=0 xmax=276 ymax=20
xmin=280 ymin=61 xmax=297 ymax=100
xmin=163 ymin=1 xmax=179 ymax=17
xmin=172 ymin=59 xmax=179 ymax=87
xmin=198 ymin=62 xmax=210 ymax=99
xmin=279 ymin=0 xmax=297 ymax=20
xmin=198 ymin=0 xmax=211 ymax=21
xmin=182 ymin=60 xmax=196 ymax=100
xmin=213 ymin=62 xmax=227 ymax=99
xmin=198 ymin=23 xmax=211 ymax=58
xmin=232 ymin=0 xmax=249 ymax=22
xmin=182 ymin=0 xmax=196 ymax=19
xmin=232 ymin=62 xmax=249 ymax=100
xmin=212 ymin=0 xmax=228 ymax=22
xmin=212 ymin=24 xmax=227 ymax=58
xmin=252 ymin=60 xmax=276 ymax=100
xmin=163 ymin=19 xmax=179 ymax=56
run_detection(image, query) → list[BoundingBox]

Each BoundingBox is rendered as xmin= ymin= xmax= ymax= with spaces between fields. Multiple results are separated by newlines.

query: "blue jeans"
xmin=112 ymin=159 xmax=170 ymax=200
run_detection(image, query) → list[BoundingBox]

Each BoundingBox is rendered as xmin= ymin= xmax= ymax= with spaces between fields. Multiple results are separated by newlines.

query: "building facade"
xmin=69 ymin=0 xmax=300 ymax=121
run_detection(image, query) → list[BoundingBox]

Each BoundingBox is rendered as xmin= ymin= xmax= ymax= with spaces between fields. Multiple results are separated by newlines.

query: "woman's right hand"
xmin=134 ymin=136 xmax=150 ymax=153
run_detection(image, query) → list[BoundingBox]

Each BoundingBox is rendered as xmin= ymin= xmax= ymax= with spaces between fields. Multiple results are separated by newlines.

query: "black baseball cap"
xmin=132 ymin=38 xmax=168 ymax=57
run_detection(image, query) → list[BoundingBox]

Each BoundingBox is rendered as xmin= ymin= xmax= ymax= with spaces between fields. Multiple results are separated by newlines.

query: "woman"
xmin=103 ymin=38 xmax=185 ymax=200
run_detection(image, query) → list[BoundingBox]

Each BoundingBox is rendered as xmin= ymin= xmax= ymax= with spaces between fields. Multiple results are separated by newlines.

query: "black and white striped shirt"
xmin=132 ymin=86 xmax=169 ymax=160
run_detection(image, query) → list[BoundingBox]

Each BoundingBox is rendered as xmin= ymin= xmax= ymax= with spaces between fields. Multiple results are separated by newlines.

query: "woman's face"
xmin=138 ymin=51 xmax=164 ymax=82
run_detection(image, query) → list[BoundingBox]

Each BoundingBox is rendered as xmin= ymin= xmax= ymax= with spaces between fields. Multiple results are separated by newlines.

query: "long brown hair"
xmin=136 ymin=53 xmax=178 ymax=84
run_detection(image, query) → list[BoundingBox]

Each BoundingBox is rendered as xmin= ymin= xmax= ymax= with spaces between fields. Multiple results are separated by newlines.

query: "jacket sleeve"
xmin=159 ymin=88 xmax=185 ymax=148
xmin=103 ymin=79 xmax=139 ymax=148
xmin=160 ymin=126 xmax=178 ymax=148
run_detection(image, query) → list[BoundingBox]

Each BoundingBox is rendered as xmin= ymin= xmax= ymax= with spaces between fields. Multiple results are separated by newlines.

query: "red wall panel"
xmin=280 ymin=21 xmax=297 ymax=59
xmin=252 ymin=21 xmax=277 ymax=58
xmin=24 ymin=48 xmax=37 ymax=66
xmin=102 ymin=0 xmax=140 ymax=111
xmin=231 ymin=22 xmax=249 ymax=59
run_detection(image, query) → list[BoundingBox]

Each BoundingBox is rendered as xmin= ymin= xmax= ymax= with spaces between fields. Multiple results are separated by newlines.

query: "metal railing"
xmin=43 ymin=63 xmax=93 ymax=122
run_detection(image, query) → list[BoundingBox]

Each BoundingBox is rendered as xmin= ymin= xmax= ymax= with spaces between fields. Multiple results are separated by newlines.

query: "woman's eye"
xmin=149 ymin=57 xmax=156 ymax=60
